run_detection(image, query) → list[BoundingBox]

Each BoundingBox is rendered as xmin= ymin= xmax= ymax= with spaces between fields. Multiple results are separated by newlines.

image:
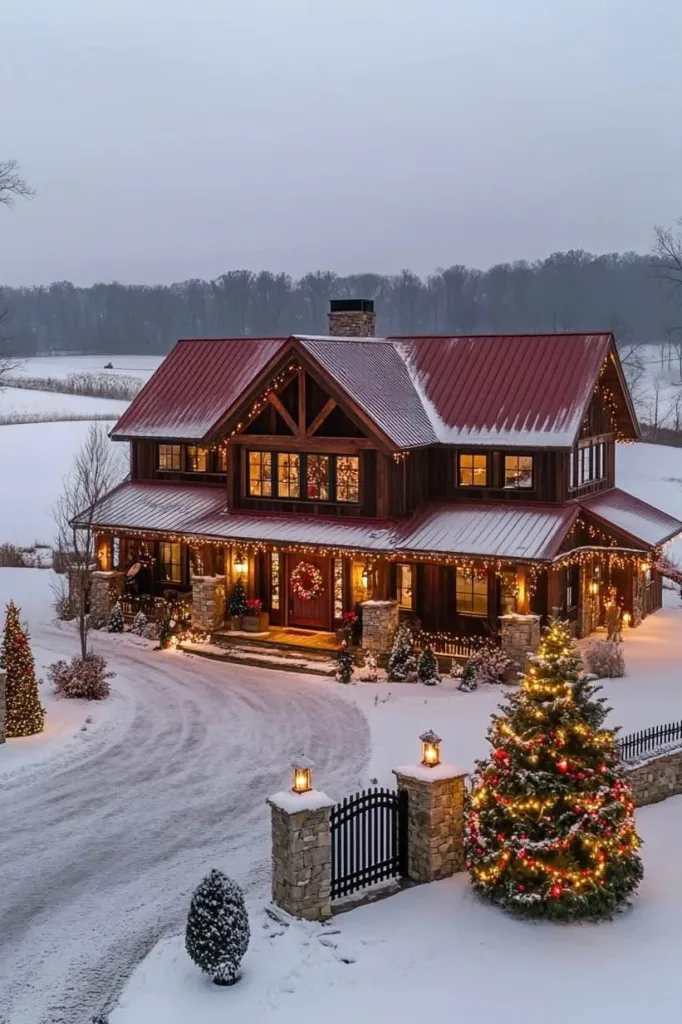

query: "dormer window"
xmin=158 ymin=444 xmax=182 ymax=471
xmin=186 ymin=445 xmax=208 ymax=472
xmin=249 ymin=451 xmax=272 ymax=496
xmin=307 ymin=455 xmax=330 ymax=500
xmin=504 ymin=455 xmax=533 ymax=489
xmin=458 ymin=453 xmax=487 ymax=487
xmin=336 ymin=456 xmax=360 ymax=502
xmin=277 ymin=453 xmax=300 ymax=499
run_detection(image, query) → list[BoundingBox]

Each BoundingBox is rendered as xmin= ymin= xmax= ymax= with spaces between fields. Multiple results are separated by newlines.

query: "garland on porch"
xmin=290 ymin=561 xmax=324 ymax=602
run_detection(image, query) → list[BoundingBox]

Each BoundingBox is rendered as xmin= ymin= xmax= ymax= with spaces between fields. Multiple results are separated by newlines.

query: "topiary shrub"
xmin=48 ymin=653 xmax=114 ymax=700
xmin=107 ymin=601 xmax=124 ymax=633
xmin=130 ymin=610 xmax=148 ymax=636
xmin=458 ymin=660 xmax=477 ymax=692
xmin=417 ymin=645 xmax=440 ymax=685
xmin=185 ymin=869 xmax=250 ymax=986
xmin=387 ymin=623 xmax=417 ymax=682
xmin=584 ymin=639 xmax=626 ymax=679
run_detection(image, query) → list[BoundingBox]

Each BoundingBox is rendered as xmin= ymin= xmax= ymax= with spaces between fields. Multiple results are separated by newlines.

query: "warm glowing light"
xmin=589 ymin=582 xmax=599 ymax=596
xmin=234 ymin=549 xmax=248 ymax=575
xmin=291 ymin=755 xmax=314 ymax=794
xmin=361 ymin=561 xmax=370 ymax=589
xmin=420 ymin=729 xmax=442 ymax=768
xmin=622 ymin=611 xmax=631 ymax=627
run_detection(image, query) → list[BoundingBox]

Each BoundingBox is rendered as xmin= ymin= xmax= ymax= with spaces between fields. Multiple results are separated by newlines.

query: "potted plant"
xmin=227 ymin=577 xmax=248 ymax=631
xmin=243 ymin=597 xmax=269 ymax=633
xmin=336 ymin=609 xmax=358 ymax=645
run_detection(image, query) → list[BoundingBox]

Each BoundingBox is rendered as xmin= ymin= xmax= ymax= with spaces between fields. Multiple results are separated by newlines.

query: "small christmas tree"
xmin=107 ymin=601 xmax=124 ymax=633
xmin=335 ymin=640 xmax=354 ymax=683
xmin=465 ymin=619 xmax=643 ymax=921
xmin=457 ymin=660 xmax=477 ymax=692
xmin=362 ymin=649 xmax=378 ymax=682
xmin=130 ymin=609 xmax=148 ymax=636
xmin=228 ymin=577 xmax=248 ymax=619
xmin=387 ymin=623 xmax=417 ymax=682
xmin=1 ymin=601 xmax=45 ymax=737
xmin=185 ymin=869 xmax=250 ymax=986
xmin=417 ymin=644 xmax=440 ymax=685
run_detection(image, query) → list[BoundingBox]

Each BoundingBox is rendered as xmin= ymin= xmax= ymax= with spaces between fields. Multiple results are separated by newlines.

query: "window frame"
xmin=504 ymin=454 xmax=534 ymax=490
xmin=456 ymin=567 xmax=489 ymax=617
xmin=248 ymin=450 xmax=273 ymax=497
xmin=158 ymin=444 xmax=182 ymax=472
xmin=396 ymin=563 xmax=413 ymax=610
xmin=336 ymin=454 xmax=360 ymax=503
xmin=457 ymin=452 xmax=488 ymax=488
xmin=306 ymin=453 xmax=331 ymax=501
xmin=277 ymin=452 xmax=301 ymax=500
xmin=186 ymin=445 xmax=208 ymax=473
xmin=158 ymin=540 xmax=183 ymax=583
xmin=573 ymin=440 xmax=608 ymax=490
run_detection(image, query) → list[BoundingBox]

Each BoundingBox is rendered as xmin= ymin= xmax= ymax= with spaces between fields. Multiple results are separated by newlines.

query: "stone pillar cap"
xmin=393 ymin=762 xmax=467 ymax=783
xmin=267 ymin=789 xmax=336 ymax=813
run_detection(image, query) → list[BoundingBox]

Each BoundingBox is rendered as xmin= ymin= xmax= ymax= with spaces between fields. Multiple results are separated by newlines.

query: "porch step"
xmin=180 ymin=640 xmax=337 ymax=678
xmin=212 ymin=631 xmax=338 ymax=663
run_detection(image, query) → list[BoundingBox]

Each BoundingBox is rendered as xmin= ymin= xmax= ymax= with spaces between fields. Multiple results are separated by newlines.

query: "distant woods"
xmin=2 ymin=249 xmax=682 ymax=355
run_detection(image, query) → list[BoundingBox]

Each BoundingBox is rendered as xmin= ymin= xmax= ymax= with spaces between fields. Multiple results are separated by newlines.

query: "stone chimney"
xmin=327 ymin=299 xmax=376 ymax=338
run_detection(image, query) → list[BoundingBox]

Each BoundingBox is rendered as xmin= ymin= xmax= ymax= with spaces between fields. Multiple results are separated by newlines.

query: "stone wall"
xmin=625 ymin=746 xmax=682 ymax=806
xmin=88 ymin=570 xmax=125 ymax=627
xmin=361 ymin=600 xmax=399 ymax=659
xmin=499 ymin=614 xmax=541 ymax=674
xmin=393 ymin=764 xmax=467 ymax=882
xmin=327 ymin=310 xmax=376 ymax=337
xmin=191 ymin=575 xmax=226 ymax=631
xmin=0 ymin=670 xmax=6 ymax=745
xmin=267 ymin=790 xmax=335 ymax=921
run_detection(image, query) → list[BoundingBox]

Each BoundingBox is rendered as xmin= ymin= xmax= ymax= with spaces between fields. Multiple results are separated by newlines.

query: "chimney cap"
xmin=329 ymin=298 xmax=374 ymax=314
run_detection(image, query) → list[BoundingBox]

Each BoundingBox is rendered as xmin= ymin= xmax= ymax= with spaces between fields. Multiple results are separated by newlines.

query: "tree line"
xmin=1 ymin=250 xmax=681 ymax=357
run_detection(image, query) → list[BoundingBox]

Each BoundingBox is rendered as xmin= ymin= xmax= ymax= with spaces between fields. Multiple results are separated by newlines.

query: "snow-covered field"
xmin=0 ymin=386 xmax=129 ymax=419
xmin=7 ymin=354 xmax=163 ymax=382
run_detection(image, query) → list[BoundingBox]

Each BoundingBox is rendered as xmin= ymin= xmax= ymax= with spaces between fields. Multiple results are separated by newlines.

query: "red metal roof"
xmin=581 ymin=488 xmax=682 ymax=548
xmin=111 ymin=332 xmax=633 ymax=450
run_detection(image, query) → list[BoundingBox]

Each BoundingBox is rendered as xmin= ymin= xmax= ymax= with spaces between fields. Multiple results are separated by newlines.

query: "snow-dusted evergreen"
xmin=468 ymin=642 xmax=510 ymax=685
xmin=457 ymin=660 xmax=477 ymax=692
xmin=130 ymin=609 xmax=148 ymax=636
xmin=417 ymin=644 xmax=440 ymax=685
xmin=335 ymin=640 xmax=354 ymax=683
xmin=585 ymin=639 xmax=626 ymax=679
xmin=185 ymin=870 xmax=250 ymax=986
xmin=387 ymin=623 xmax=417 ymax=682
xmin=107 ymin=601 xmax=124 ymax=633
xmin=362 ymin=649 xmax=378 ymax=682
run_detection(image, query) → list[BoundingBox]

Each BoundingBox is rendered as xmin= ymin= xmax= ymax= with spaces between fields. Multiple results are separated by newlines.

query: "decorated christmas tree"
xmin=465 ymin=618 xmax=643 ymax=921
xmin=1 ymin=601 xmax=45 ymax=737
xmin=417 ymin=644 xmax=440 ymax=685
xmin=387 ymin=623 xmax=417 ymax=682
xmin=107 ymin=601 xmax=124 ymax=633
xmin=228 ymin=577 xmax=248 ymax=618
xmin=185 ymin=869 xmax=250 ymax=986
xmin=335 ymin=640 xmax=354 ymax=683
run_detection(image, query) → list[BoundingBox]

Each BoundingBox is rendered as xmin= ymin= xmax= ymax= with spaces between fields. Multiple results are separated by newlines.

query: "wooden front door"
xmin=287 ymin=555 xmax=332 ymax=630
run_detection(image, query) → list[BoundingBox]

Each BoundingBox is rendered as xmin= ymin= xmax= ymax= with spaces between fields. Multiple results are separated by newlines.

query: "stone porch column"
xmin=88 ymin=570 xmax=126 ymax=627
xmin=361 ymin=600 xmax=399 ymax=659
xmin=191 ymin=574 xmax=226 ymax=631
xmin=499 ymin=613 xmax=541 ymax=675
xmin=0 ymin=670 xmax=6 ymax=745
xmin=393 ymin=763 xmax=468 ymax=882
xmin=267 ymin=789 xmax=335 ymax=921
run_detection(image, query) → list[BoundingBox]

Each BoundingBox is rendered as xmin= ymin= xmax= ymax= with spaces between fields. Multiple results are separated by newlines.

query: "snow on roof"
xmin=581 ymin=488 xmax=682 ymax=548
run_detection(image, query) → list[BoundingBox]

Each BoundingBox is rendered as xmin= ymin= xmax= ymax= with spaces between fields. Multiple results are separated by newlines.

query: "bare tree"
xmin=54 ymin=425 xmax=125 ymax=658
xmin=0 ymin=160 xmax=33 ymax=389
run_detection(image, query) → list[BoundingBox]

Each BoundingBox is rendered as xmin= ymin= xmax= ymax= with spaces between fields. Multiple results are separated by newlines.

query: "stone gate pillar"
xmin=87 ymin=570 xmax=125 ymax=627
xmin=499 ymin=613 xmax=541 ymax=674
xmin=191 ymin=575 xmax=226 ymax=631
xmin=361 ymin=600 xmax=399 ymax=659
xmin=393 ymin=763 xmax=468 ymax=882
xmin=267 ymin=789 xmax=335 ymax=921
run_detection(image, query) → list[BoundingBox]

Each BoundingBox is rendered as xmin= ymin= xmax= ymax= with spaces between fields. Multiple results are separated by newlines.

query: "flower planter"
xmin=229 ymin=615 xmax=243 ymax=631
xmin=243 ymin=612 xmax=269 ymax=633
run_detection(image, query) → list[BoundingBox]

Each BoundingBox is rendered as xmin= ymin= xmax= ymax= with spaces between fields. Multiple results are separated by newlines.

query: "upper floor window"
xmin=249 ymin=451 xmax=272 ymax=496
xmin=186 ymin=445 xmax=208 ymax=472
xmin=458 ymin=453 xmax=487 ymax=487
xmin=456 ymin=567 xmax=488 ymax=616
xmin=397 ymin=563 xmax=413 ymax=609
xmin=504 ymin=454 xmax=533 ymax=489
xmin=307 ymin=454 xmax=330 ymax=500
xmin=159 ymin=540 xmax=182 ymax=583
xmin=277 ymin=453 xmax=300 ymax=499
xmin=336 ymin=455 xmax=360 ymax=502
xmin=158 ymin=444 xmax=182 ymax=471
xmin=573 ymin=441 xmax=606 ymax=488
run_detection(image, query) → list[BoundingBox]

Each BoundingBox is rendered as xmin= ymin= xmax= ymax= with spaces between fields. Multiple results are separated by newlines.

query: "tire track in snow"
xmin=0 ymin=629 xmax=370 ymax=1024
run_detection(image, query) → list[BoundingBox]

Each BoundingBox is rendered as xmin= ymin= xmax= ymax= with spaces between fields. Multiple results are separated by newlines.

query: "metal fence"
xmin=330 ymin=787 xmax=408 ymax=900
xmin=618 ymin=720 xmax=682 ymax=763
xmin=419 ymin=631 xmax=499 ymax=660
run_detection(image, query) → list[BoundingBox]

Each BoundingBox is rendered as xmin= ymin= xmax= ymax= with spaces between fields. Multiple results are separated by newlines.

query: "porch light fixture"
xmin=234 ymin=550 xmax=248 ymax=576
xmin=292 ymin=755 xmax=314 ymax=794
xmin=361 ymin=561 xmax=371 ymax=589
xmin=589 ymin=582 xmax=599 ymax=596
xmin=420 ymin=730 xmax=442 ymax=769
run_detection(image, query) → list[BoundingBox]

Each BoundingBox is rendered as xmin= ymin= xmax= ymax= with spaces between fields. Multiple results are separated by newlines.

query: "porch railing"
xmin=120 ymin=593 xmax=192 ymax=623
xmin=419 ymin=630 xmax=499 ymax=660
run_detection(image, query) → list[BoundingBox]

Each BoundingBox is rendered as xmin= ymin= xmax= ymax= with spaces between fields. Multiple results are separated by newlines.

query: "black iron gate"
xmin=330 ymin=787 xmax=408 ymax=900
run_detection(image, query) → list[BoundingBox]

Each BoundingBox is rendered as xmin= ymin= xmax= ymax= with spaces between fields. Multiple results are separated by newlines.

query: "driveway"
xmin=0 ymin=627 xmax=370 ymax=1024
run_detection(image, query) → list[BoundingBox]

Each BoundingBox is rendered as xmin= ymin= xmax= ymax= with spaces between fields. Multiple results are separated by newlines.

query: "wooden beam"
xmin=306 ymin=398 xmax=337 ymax=437
xmin=231 ymin=434 xmax=375 ymax=453
xmin=298 ymin=367 xmax=306 ymax=435
xmin=267 ymin=392 xmax=298 ymax=435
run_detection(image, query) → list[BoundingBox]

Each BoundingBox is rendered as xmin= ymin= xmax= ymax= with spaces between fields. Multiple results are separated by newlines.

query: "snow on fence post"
xmin=267 ymin=789 xmax=335 ymax=921
xmin=0 ymin=669 xmax=6 ymax=744
xmin=393 ymin=761 xmax=468 ymax=883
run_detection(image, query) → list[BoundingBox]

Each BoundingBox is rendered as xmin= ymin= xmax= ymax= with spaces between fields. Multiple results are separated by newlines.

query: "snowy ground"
xmin=7 ymin=354 xmax=163 ymax=382
xmin=0 ymin=386 xmax=128 ymax=419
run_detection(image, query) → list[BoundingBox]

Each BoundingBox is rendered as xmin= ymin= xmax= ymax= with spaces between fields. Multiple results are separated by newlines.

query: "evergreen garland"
xmin=1 ymin=601 xmax=45 ymax=737
xmin=465 ymin=619 xmax=643 ymax=921
xmin=185 ymin=869 xmax=250 ymax=986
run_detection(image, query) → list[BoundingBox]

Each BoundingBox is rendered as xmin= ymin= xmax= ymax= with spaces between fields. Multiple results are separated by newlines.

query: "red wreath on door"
xmin=290 ymin=561 xmax=324 ymax=602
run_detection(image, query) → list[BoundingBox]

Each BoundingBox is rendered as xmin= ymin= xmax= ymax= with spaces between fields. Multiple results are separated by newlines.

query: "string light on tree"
xmin=1 ymin=601 xmax=45 ymax=738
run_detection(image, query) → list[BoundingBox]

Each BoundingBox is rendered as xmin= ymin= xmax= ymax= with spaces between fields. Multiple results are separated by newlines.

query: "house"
xmin=81 ymin=299 xmax=682 ymax=662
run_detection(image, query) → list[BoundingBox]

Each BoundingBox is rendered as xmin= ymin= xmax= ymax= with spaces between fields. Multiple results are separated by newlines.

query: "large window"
xmin=306 ymin=454 xmax=330 ymax=500
xmin=186 ymin=445 xmax=208 ymax=472
xmin=456 ymin=568 xmax=488 ymax=616
xmin=573 ymin=441 xmax=606 ymax=488
xmin=248 ymin=451 xmax=272 ymax=496
xmin=159 ymin=541 xmax=182 ymax=583
xmin=504 ymin=455 xmax=533 ymax=489
xmin=336 ymin=455 xmax=360 ymax=502
xmin=397 ymin=563 xmax=413 ymax=609
xmin=277 ymin=453 xmax=300 ymax=498
xmin=458 ymin=453 xmax=487 ymax=487
xmin=158 ymin=444 xmax=182 ymax=471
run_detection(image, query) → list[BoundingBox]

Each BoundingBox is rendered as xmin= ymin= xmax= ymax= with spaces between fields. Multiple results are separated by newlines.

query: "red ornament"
xmin=550 ymin=883 xmax=562 ymax=898
xmin=517 ymin=883 xmax=525 ymax=892
xmin=493 ymin=749 xmax=509 ymax=763
xmin=557 ymin=759 xmax=569 ymax=773
xmin=497 ymin=833 xmax=506 ymax=842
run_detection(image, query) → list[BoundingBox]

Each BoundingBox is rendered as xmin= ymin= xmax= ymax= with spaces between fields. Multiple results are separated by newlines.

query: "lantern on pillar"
xmin=234 ymin=549 xmax=248 ymax=576
xmin=420 ymin=730 xmax=442 ymax=768
xmin=291 ymin=756 xmax=314 ymax=794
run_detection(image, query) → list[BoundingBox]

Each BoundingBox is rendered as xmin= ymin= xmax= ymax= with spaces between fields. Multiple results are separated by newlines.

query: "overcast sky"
xmin=2 ymin=0 xmax=682 ymax=286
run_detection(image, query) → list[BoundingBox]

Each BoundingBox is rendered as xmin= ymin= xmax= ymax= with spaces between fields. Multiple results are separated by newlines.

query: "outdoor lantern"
xmin=622 ymin=611 xmax=631 ymax=628
xmin=234 ymin=550 xmax=247 ymax=575
xmin=420 ymin=730 xmax=442 ymax=768
xmin=589 ymin=581 xmax=599 ymax=596
xmin=292 ymin=756 xmax=314 ymax=794
xmin=361 ymin=561 xmax=371 ymax=589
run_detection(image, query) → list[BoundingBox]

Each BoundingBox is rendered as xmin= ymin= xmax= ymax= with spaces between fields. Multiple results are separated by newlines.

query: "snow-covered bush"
xmin=362 ymin=650 xmax=378 ymax=682
xmin=584 ymin=639 xmax=625 ymax=679
xmin=335 ymin=640 xmax=354 ymax=683
xmin=458 ymin=661 xmax=477 ymax=692
xmin=48 ymin=653 xmax=114 ymax=700
xmin=185 ymin=869 xmax=250 ymax=986
xmin=417 ymin=645 xmax=440 ymax=685
xmin=143 ymin=621 xmax=160 ymax=641
xmin=387 ymin=623 xmax=417 ymax=682
xmin=130 ymin=610 xmax=148 ymax=636
xmin=469 ymin=642 xmax=510 ymax=685
xmin=107 ymin=601 xmax=124 ymax=633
